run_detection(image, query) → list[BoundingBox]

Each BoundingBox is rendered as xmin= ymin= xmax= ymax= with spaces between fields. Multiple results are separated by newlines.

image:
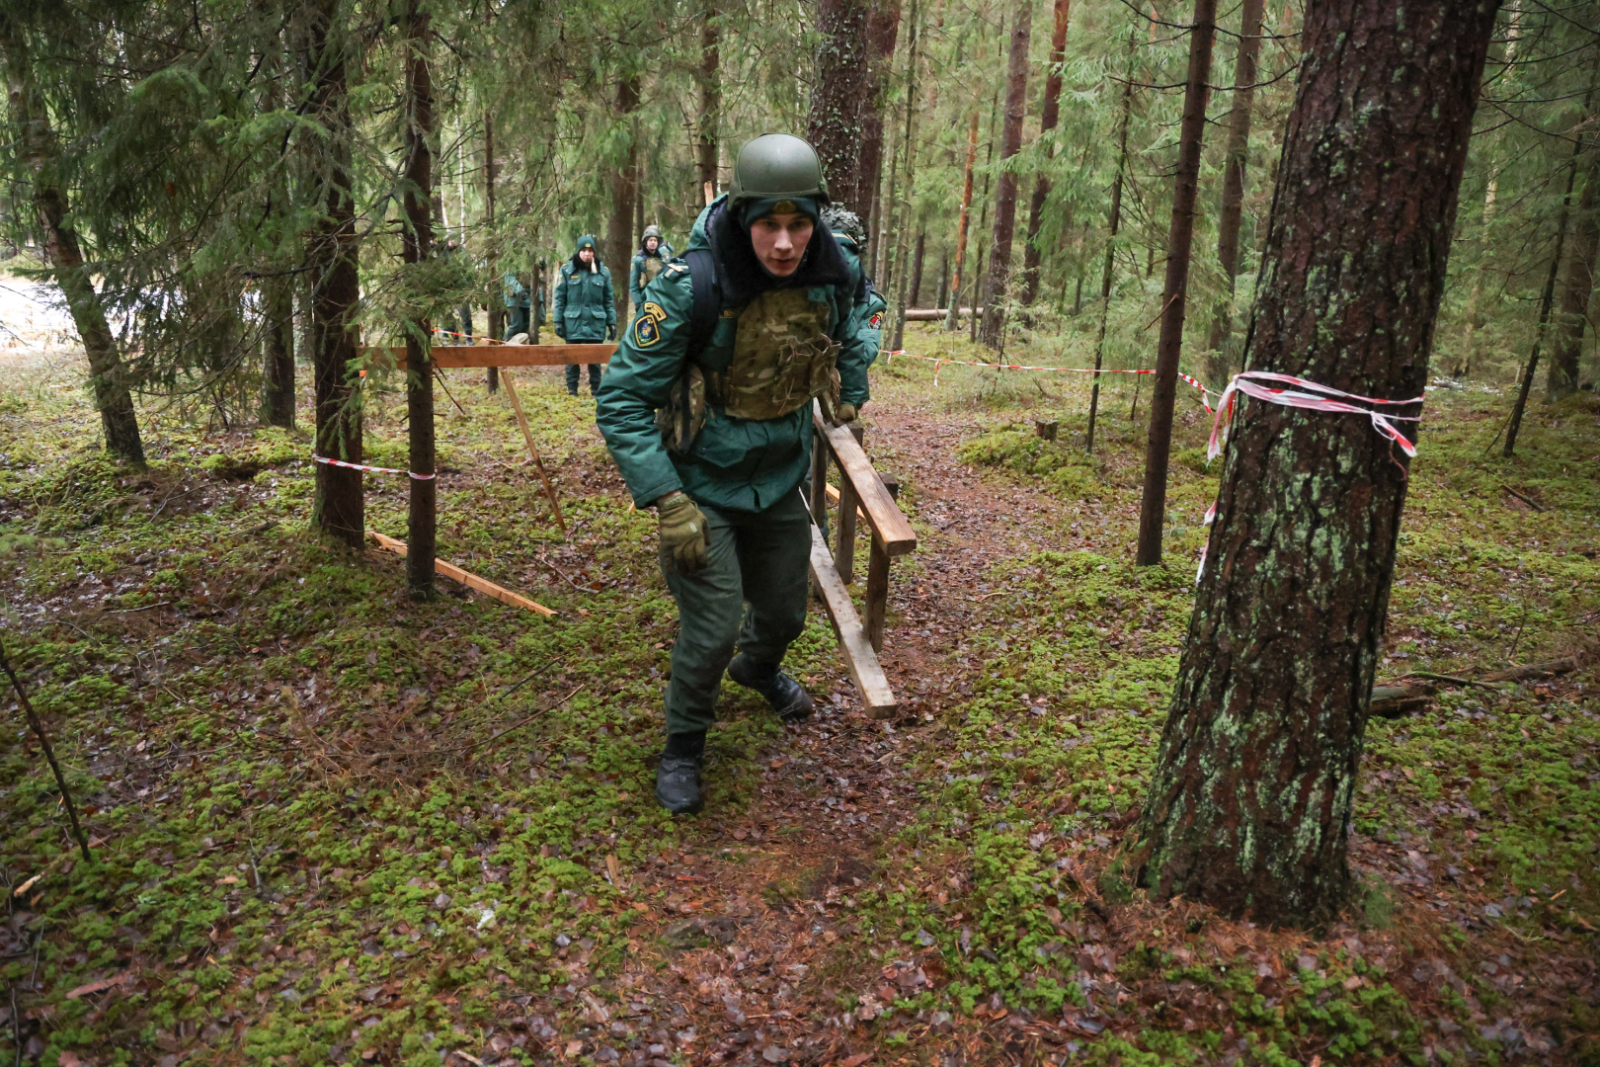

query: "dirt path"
xmin=542 ymin=401 xmax=1076 ymax=1067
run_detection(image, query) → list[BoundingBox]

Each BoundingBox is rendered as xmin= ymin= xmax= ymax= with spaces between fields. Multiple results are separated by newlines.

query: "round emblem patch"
xmin=634 ymin=315 xmax=661 ymax=347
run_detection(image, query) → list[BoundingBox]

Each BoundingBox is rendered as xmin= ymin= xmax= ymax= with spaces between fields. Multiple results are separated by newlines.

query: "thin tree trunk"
xmin=609 ymin=75 xmax=641 ymax=325
xmin=808 ymin=0 xmax=873 ymax=204
xmin=403 ymin=0 xmax=436 ymax=599
xmin=698 ymin=0 xmax=722 ymax=205
xmin=484 ymin=111 xmax=501 ymax=390
xmin=1086 ymin=26 xmax=1138 ymax=454
xmin=1547 ymin=150 xmax=1598 ymax=401
xmin=1135 ymin=0 xmax=1217 ymax=566
xmin=306 ymin=0 xmax=364 ymax=548
xmin=888 ymin=0 xmax=921 ymax=354
xmin=1021 ymin=0 xmax=1072 ymax=310
xmin=945 ymin=109 xmax=980 ymax=331
xmin=909 ymin=229 xmax=926 ymax=307
xmin=0 ymin=14 xmax=145 ymax=465
xmin=1133 ymin=0 xmax=1498 ymax=927
xmin=1202 ymin=0 xmax=1264 ymax=390
xmin=935 ymin=248 xmax=948 ymax=311
xmin=979 ymin=3 xmax=1034 ymax=349
xmin=860 ymin=0 xmax=902 ymax=237
xmin=263 ymin=268 xmax=295 ymax=426
xmin=1504 ymin=138 xmax=1581 ymax=456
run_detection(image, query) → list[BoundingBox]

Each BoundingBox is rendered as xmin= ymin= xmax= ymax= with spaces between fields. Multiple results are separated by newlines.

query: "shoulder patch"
xmin=666 ymin=263 xmax=688 ymax=274
xmin=633 ymin=315 xmax=662 ymax=348
xmin=642 ymin=301 xmax=668 ymax=323
xmin=868 ymin=311 xmax=884 ymax=330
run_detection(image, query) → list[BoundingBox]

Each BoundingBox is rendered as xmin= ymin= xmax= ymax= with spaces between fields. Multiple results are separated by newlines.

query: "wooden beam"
xmin=865 ymin=535 xmax=891 ymax=652
xmin=498 ymin=370 xmax=568 ymax=537
xmin=813 ymin=408 xmax=917 ymax=556
xmin=371 ymin=531 xmax=558 ymax=617
xmin=365 ymin=343 xmax=617 ymax=370
xmin=808 ymin=526 xmax=897 ymax=717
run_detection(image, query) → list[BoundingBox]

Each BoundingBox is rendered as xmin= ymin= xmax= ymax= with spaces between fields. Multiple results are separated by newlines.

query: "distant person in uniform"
xmin=553 ymin=235 xmax=615 ymax=396
xmin=629 ymin=224 xmax=675 ymax=320
xmin=503 ymin=269 xmax=531 ymax=341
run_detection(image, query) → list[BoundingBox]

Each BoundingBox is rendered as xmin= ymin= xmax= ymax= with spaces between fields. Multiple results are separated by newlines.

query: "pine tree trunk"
xmin=1504 ymin=139 xmax=1580 ymax=456
xmin=808 ymin=0 xmax=873 ymax=204
xmin=1021 ymin=0 xmax=1072 ymax=310
xmin=909 ymin=230 xmax=926 ymax=307
xmin=945 ymin=109 xmax=980 ymax=331
xmin=403 ymin=0 xmax=436 ymax=598
xmin=263 ymin=269 xmax=295 ymax=427
xmin=1132 ymin=0 xmax=1499 ymax=928
xmin=0 ymin=13 xmax=145 ymax=465
xmin=306 ymin=0 xmax=364 ymax=549
xmin=1547 ymin=151 xmax=1598 ymax=401
xmin=935 ymin=247 xmax=948 ymax=312
xmin=1085 ymin=27 xmax=1137 ymax=454
xmin=1135 ymin=0 xmax=1217 ymax=566
xmin=888 ymin=0 xmax=921 ymax=354
xmin=484 ymin=111 xmax=501 ymax=388
xmin=698 ymin=1 xmax=721 ymax=204
xmin=1202 ymin=0 xmax=1264 ymax=390
xmin=979 ymin=3 xmax=1034 ymax=349
xmin=859 ymin=0 xmax=902 ymax=235
xmin=609 ymin=75 xmax=641 ymax=325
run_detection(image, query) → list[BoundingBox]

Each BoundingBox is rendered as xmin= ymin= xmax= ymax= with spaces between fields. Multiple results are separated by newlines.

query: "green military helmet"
xmin=728 ymin=134 xmax=830 ymax=206
xmin=819 ymin=205 xmax=867 ymax=250
xmin=643 ymin=224 xmax=663 ymax=240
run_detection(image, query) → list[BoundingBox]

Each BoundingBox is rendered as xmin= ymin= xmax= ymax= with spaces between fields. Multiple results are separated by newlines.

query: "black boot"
xmin=727 ymin=654 xmax=814 ymax=722
xmin=655 ymin=731 xmax=706 ymax=814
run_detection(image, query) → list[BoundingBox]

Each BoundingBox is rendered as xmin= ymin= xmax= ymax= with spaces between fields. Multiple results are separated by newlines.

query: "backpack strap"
xmin=683 ymin=248 xmax=721 ymax=361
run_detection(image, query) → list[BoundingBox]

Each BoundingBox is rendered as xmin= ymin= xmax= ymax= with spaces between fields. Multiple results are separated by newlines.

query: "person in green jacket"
xmin=503 ymin=269 xmax=532 ymax=340
xmin=628 ymin=224 xmax=675 ymax=319
xmin=596 ymin=134 xmax=873 ymax=815
xmin=820 ymin=204 xmax=888 ymax=362
xmin=553 ymin=234 xmax=615 ymax=396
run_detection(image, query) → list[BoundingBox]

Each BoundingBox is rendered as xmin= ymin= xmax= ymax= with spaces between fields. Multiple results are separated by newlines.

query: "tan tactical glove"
xmin=657 ymin=491 xmax=710 ymax=575
xmin=835 ymin=402 xmax=858 ymax=424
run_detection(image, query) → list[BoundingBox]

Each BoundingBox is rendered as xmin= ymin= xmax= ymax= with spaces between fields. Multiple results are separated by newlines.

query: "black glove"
xmin=607 ymin=324 xmax=617 ymax=341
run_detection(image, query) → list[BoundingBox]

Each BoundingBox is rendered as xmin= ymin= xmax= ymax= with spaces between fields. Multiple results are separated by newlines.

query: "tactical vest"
xmin=641 ymin=255 xmax=665 ymax=288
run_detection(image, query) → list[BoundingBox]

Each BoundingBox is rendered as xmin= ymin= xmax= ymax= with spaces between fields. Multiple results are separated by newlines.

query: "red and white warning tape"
xmin=312 ymin=454 xmax=436 ymax=481
xmin=886 ymin=349 xmax=1213 ymax=411
xmin=1196 ymin=371 xmax=1425 ymax=582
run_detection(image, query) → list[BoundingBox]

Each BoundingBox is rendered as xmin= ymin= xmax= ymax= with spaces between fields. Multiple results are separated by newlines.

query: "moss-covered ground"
xmin=2 ymin=324 xmax=1597 ymax=1067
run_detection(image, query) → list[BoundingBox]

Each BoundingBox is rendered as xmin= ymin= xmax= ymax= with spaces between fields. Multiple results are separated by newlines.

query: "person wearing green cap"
xmin=628 ymin=224 xmax=676 ymax=320
xmin=596 ymin=134 xmax=874 ymax=815
xmin=553 ymin=234 xmax=615 ymax=396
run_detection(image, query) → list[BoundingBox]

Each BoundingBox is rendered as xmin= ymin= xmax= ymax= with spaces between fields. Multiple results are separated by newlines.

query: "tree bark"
xmin=1085 ymin=33 xmax=1136 ymax=454
xmin=859 ymin=0 xmax=902 ymax=237
xmin=262 ymin=268 xmax=295 ymax=426
xmin=1202 ymin=0 xmax=1265 ymax=390
xmin=1134 ymin=0 xmax=1216 ymax=566
xmin=1504 ymin=138 xmax=1581 ymax=456
xmin=909 ymin=229 xmax=926 ymax=308
xmin=609 ymin=74 xmax=641 ymax=325
xmin=1021 ymin=0 xmax=1072 ymax=310
xmin=402 ymin=0 xmax=435 ymax=599
xmin=945 ymin=109 xmax=980 ymax=331
xmin=0 ymin=13 xmax=145 ymax=465
xmin=808 ymin=0 xmax=873 ymax=205
xmin=979 ymin=3 xmax=1034 ymax=349
xmin=888 ymin=0 xmax=921 ymax=354
xmin=1547 ymin=152 xmax=1598 ymax=401
xmin=698 ymin=0 xmax=721 ymax=206
xmin=1132 ymin=0 xmax=1499 ymax=928
xmin=485 ymin=111 xmax=501 ymax=390
xmin=306 ymin=0 xmax=364 ymax=549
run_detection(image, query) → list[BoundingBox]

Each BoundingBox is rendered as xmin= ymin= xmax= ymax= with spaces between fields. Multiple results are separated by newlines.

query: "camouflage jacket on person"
xmin=595 ymin=196 xmax=872 ymax=513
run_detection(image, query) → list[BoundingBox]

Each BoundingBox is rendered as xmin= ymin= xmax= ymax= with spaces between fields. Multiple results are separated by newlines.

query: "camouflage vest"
xmin=714 ymin=288 xmax=841 ymax=420
xmin=641 ymin=255 xmax=665 ymax=287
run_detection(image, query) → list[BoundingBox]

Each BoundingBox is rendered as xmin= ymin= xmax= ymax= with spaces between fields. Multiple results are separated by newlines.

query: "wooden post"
xmin=499 ymin=370 xmax=568 ymax=537
xmin=865 ymin=535 xmax=891 ymax=652
xmin=834 ymin=424 xmax=864 ymax=582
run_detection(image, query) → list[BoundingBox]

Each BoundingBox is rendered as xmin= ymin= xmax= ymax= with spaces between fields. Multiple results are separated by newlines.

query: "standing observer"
xmin=595 ymin=134 xmax=874 ymax=815
xmin=628 ymin=224 xmax=675 ymax=320
xmin=553 ymin=234 xmax=615 ymax=396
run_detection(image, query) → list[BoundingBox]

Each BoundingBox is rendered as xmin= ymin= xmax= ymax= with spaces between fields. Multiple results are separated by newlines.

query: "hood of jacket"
xmin=689 ymin=195 xmax=855 ymax=308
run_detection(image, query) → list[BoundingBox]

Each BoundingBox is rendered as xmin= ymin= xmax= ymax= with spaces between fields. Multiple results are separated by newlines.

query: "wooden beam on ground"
xmin=808 ymin=526 xmax=897 ymax=718
xmin=823 ymin=482 xmax=868 ymax=525
xmin=371 ymin=532 xmax=558 ymax=617
xmin=812 ymin=409 xmax=917 ymax=556
xmin=364 ymin=343 xmax=617 ymax=370
xmin=498 ymin=370 xmax=567 ymax=538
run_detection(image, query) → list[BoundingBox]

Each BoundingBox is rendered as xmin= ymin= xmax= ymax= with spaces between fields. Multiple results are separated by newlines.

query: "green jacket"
xmin=834 ymin=233 xmax=887 ymax=362
xmin=629 ymin=240 xmax=676 ymax=313
xmin=553 ymin=237 xmax=615 ymax=342
xmin=596 ymin=197 xmax=872 ymax=512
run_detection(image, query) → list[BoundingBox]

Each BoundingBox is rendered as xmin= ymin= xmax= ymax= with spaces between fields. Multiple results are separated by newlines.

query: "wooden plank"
xmin=836 ymin=475 xmax=859 ymax=584
xmin=823 ymin=483 xmax=868 ymax=524
xmin=865 ymin=535 xmax=890 ymax=652
xmin=371 ymin=532 xmax=558 ymax=617
xmin=812 ymin=407 xmax=917 ymax=556
xmin=366 ymin=343 xmax=617 ymax=370
xmin=498 ymin=371 xmax=568 ymax=537
xmin=808 ymin=526 xmax=897 ymax=717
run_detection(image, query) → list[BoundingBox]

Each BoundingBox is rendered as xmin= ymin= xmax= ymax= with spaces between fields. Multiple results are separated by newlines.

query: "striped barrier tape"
xmin=1197 ymin=371 xmax=1425 ymax=582
xmin=313 ymin=454 xmax=436 ymax=481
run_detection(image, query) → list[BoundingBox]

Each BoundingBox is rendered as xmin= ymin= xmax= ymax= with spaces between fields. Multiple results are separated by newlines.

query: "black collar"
xmin=707 ymin=202 xmax=855 ymax=307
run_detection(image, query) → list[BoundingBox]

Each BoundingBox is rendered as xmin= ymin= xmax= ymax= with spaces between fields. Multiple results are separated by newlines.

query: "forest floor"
xmin=2 ymin=318 xmax=1599 ymax=1067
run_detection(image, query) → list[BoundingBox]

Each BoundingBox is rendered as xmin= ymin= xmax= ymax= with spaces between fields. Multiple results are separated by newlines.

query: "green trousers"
xmin=662 ymin=490 xmax=812 ymax=736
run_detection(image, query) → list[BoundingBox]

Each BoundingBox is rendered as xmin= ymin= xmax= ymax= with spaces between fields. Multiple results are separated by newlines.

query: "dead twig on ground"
xmin=1499 ymin=483 xmax=1545 ymax=512
xmin=1 ymin=634 xmax=91 ymax=861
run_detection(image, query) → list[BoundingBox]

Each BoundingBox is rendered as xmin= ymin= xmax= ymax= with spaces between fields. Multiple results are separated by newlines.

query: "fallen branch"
xmin=1369 ymin=656 xmax=1581 ymax=719
xmin=370 ymin=532 xmax=557 ymax=617
xmin=499 ymin=370 xmax=567 ymax=537
xmin=13 ymin=835 xmax=109 ymax=897
xmin=1499 ymin=483 xmax=1545 ymax=512
xmin=1 ymin=634 xmax=92 ymax=861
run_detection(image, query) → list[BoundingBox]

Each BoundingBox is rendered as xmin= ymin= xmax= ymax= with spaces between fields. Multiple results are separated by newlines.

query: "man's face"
xmin=579 ymin=247 xmax=594 ymax=264
xmin=645 ymin=237 xmax=659 ymax=253
xmin=750 ymin=212 xmax=814 ymax=276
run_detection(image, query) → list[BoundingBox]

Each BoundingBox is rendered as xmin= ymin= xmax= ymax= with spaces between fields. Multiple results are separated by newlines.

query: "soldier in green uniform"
xmin=628 ymin=224 xmax=675 ymax=320
xmin=503 ymin=269 xmax=532 ymax=340
xmin=553 ymin=235 xmax=615 ymax=396
xmin=820 ymin=205 xmax=888 ymax=361
xmin=595 ymin=134 xmax=873 ymax=814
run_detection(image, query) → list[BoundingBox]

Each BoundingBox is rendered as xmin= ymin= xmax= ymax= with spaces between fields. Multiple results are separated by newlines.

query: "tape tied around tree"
xmin=312 ymin=454 xmax=437 ymax=481
xmin=1196 ymin=371 xmax=1425 ymax=583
